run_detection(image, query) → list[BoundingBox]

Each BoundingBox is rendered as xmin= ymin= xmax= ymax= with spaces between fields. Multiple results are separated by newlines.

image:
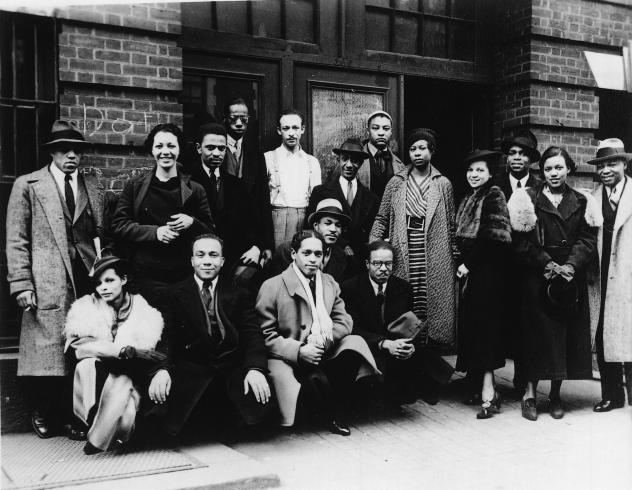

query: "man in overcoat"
xmin=587 ymin=138 xmax=632 ymax=411
xmin=157 ymin=233 xmax=272 ymax=436
xmin=307 ymin=138 xmax=379 ymax=261
xmin=6 ymin=120 xmax=105 ymax=438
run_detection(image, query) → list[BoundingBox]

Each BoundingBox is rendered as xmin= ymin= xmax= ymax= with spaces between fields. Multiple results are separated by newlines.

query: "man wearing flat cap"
xmin=6 ymin=120 xmax=105 ymax=438
xmin=307 ymin=138 xmax=379 ymax=261
xmin=587 ymin=138 xmax=632 ymax=412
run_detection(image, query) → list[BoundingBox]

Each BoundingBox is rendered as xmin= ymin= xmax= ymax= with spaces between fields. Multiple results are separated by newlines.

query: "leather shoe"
xmin=83 ymin=441 xmax=103 ymax=455
xmin=64 ymin=423 xmax=87 ymax=441
xmin=521 ymin=398 xmax=537 ymax=421
xmin=328 ymin=419 xmax=351 ymax=436
xmin=31 ymin=411 xmax=54 ymax=439
xmin=549 ymin=397 xmax=564 ymax=419
xmin=593 ymin=399 xmax=624 ymax=412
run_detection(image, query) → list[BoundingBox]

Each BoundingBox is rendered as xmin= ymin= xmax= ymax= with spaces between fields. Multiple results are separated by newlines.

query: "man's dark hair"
xmin=223 ymin=97 xmax=250 ymax=117
xmin=278 ymin=108 xmax=305 ymax=127
xmin=191 ymin=233 xmax=224 ymax=255
xmin=290 ymin=230 xmax=325 ymax=253
xmin=144 ymin=123 xmax=184 ymax=154
xmin=197 ymin=122 xmax=227 ymax=144
xmin=367 ymin=240 xmax=395 ymax=257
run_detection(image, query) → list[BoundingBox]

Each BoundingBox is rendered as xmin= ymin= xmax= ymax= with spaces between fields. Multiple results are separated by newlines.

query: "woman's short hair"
xmin=144 ymin=123 xmax=184 ymax=154
xmin=92 ymin=260 xmax=131 ymax=296
xmin=290 ymin=229 xmax=326 ymax=253
xmin=539 ymin=146 xmax=576 ymax=175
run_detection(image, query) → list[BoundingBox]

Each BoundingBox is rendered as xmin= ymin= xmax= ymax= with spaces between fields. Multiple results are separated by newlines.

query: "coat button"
xmin=561 ymin=240 xmax=568 ymax=245
xmin=300 ymin=325 xmax=306 ymax=330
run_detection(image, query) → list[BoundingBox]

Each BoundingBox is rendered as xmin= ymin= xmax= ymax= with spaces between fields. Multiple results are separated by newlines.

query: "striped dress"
xmin=406 ymin=172 xmax=432 ymax=320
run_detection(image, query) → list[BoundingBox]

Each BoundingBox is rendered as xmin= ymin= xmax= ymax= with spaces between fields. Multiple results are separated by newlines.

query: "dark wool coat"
xmin=159 ymin=275 xmax=269 ymax=435
xmin=307 ymin=178 xmax=379 ymax=259
xmin=370 ymin=164 xmax=458 ymax=345
xmin=454 ymin=183 xmax=512 ymax=372
xmin=507 ymin=183 xmax=601 ymax=380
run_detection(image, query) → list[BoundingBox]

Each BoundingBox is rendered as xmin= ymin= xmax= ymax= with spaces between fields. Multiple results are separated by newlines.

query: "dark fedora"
xmin=89 ymin=255 xmax=129 ymax=279
xmin=42 ymin=120 xmax=90 ymax=149
xmin=332 ymin=138 xmax=370 ymax=160
xmin=463 ymin=149 xmax=502 ymax=168
xmin=501 ymin=130 xmax=541 ymax=162
xmin=587 ymin=138 xmax=632 ymax=165
xmin=546 ymin=276 xmax=578 ymax=310
xmin=307 ymin=198 xmax=351 ymax=227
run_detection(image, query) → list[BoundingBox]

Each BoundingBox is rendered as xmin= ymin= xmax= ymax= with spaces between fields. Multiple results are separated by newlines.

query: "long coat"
xmin=6 ymin=167 xmax=105 ymax=376
xmin=508 ymin=184 xmax=601 ymax=380
xmin=256 ymin=266 xmax=379 ymax=425
xmin=159 ymin=275 xmax=269 ymax=435
xmin=588 ymin=178 xmax=632 ymax=361
xmin=306 ymin=178 xmax=379 ymax=259
xmin=370 ymin=164 xmax=458 ymax=345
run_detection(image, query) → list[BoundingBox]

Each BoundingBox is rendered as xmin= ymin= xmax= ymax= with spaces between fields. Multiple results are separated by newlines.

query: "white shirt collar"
xmin=607 ymin=175 xmax=627 ymax=196
xmin=227 ymin=134 xmax=242 ymax=149
xmin=194 ymin=274 xmax=218 ymax=293
xmin=368 ymin=276 xmax=387 ymax=296
xmin=339 ymin=176 xmax=357 ymax=198
xmin=277 ymin=144 xmax=305 ymax=159
xmin=509 ymin=173 xmax=529 ymax=190
xmin=49 ymin=163 xmax=78 ymax=198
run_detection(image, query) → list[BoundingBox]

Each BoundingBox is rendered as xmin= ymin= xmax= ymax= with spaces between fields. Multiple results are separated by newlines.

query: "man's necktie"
xmin=201 ymin=281 xmax=220 ymax=339
xmin=64 ymin=174 xmax=75 ymax=218
xmin=609 ymin=187 xmax=620 ymax=210
xmin=376 ymin=283 xmax=385 ymax=324
xmin=375 ymin=150 xmax=391 ymax=173
xmin=347 ymin=179 xmax=354 ymax=206
xmin=516 ymin=180 xmax=522 ymax=188
xmin=214 ymin=169 xmax=221 ymax=192
xmin=308 ymin=278 xmax=317 ymax=302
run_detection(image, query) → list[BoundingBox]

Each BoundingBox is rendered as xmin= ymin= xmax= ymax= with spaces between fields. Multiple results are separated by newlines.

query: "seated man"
xmin=341 ymin=240 xmax=454 ymax=405
xmin=268 ymin=198 xmax=358 ymax=282
xmin=256 ymin=230 xmax=379 ymax=436
xmin=156 ymin=233 xmax=273 ymax=437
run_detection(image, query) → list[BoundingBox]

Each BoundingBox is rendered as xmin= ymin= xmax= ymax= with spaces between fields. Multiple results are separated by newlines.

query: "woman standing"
xmin=111 ymin=123 xmax=214 ymax=305
xmin=454 ymin=150 xmax=512 ymax=418
xmin=64 ymin=256 xmax=167 ymax=454
xmin=370 ymin=128 xmax=458 ymax=348
xmin=508 ymin=146 xmax=601 ymax=420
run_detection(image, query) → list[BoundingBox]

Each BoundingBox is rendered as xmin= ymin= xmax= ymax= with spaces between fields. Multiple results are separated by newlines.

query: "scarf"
xmin=291 ymin=263 xmax=333 ymax=348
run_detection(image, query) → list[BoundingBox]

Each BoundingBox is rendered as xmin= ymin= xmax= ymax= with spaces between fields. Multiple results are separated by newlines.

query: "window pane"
xmin=0 ymin=16 xmax=13 ymax=99
xmin=394 ymin=0 xmax=420 ymax=11
xmin=451 ymin=0 xmax=475 ymax=19
xmin=423 ymin=0 xmax=447 ymax=15
xmin=16 ymin=107 xmax=37 ymax=174
xmin=36 ymin=20 xmax=55 ymax=101
xmin=286 ymin=0 xmax=315 ymax=44
xmin=0 ymin=106 xmax=15 ymax=177
xmin=252 ymin=0 xmax=281 ymax=38
xmin=365 ymin=11 xmax=390 ymax=51
xmin=14 ymin=18 xmax=35 ymax=100
xmin=181 ymin=2 xmax=213 ymax=29
xmin=449 ymin=23 xmax=475 ymax=61
xmin=393 ymin=15 xmax=418 ymax=55
xmin=216 ymin=1 xmax=248 ymax=34
xmin=422 ymin=19 xmax=446 ymax=57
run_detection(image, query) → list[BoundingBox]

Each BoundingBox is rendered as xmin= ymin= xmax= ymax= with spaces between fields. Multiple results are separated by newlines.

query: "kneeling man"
xmin=257 ymin=230 xmax=379 ymax=435
xmin=158 ymin=234 xmax=272 ymax=436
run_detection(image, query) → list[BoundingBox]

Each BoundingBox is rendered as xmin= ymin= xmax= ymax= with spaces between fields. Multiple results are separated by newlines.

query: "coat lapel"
xmin=614 ymin=176 xmax=632 ymax=233
xmin=83 ymin=174 xmax=104 ymax=230
xmin=133 ymin=171 xmax=152 ymax=217
xmin=556 ymin=186 xmax=581 ymax=221
xmin=593 ymin=185 xmax=604 ymax=257
xmin=176 ymin=277 xmax=210 ymax=337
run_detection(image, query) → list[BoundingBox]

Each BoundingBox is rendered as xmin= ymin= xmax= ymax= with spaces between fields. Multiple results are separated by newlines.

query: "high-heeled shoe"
xmin=476 ymin=392 xmax=501 ymax=419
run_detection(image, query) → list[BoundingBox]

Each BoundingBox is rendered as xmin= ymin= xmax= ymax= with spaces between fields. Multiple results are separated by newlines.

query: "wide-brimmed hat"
xmin=42 ymin=120 xmax=90 ymax=149
xmin=307 ymin=198 xmax=351 ymax=227
xmin=546 ymin=276 xmax=578 ymax=310
xmin=586 ymin=138 xmax=632 ymax=165
xmin=463 ymin=149 xmax=502 ymax=169
xmin=89 ymin=255 xmax=129 ymax=279
xmin=332 ymin=138 xmax=370 ymax=160
xmin=501 ymin=130 xmax=541 ymax=162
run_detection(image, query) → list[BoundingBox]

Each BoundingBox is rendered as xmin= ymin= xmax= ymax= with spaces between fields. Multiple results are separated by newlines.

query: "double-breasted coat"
xmin=6 ymin=166 xmax=105 ymax=376
xmin=369 ymin=164 xmax=458 ymax=345
xmin=508 ymin=184 xmax=601 ymax=380
xmin=256 ymin=266 xmax=379 ymax=425
xmin=588 ymin=177 xmax=632 ymax=362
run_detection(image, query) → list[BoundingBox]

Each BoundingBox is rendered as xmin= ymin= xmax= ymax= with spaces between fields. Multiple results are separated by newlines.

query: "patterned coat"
xmin=370 ymin=164 xmax=458 ymax=345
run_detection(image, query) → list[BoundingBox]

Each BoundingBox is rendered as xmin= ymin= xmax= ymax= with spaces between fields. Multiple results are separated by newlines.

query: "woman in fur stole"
xmin=64 ymin=256 xmax=166 ymax=454
xmin=507 ymin=146 xmax=601 ymax=421
xmin=455 ymin=150 xmax=512 ymax=419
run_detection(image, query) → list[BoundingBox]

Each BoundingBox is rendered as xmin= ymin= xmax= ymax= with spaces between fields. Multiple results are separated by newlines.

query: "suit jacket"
xmin=358 ymin=143 xmax=405 ymax=198
xmin=6 ymin=166 xmax=105 ymax=375
xmin=189 ymin=162 xmax=261 ymax=267
xmin=268 ymin=242 xmax=357 ymax=283
xmin=494 ymin=172 xmax=541 ymax=200
xmin=307 ymin=178 xmax=379 ymax=258
xmin=341 ymin=273 xmax=413 ymax=351
xmin=160 ymin=275 xmax=268 ymax=434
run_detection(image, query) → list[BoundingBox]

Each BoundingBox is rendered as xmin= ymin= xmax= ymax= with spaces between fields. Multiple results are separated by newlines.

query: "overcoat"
xmin=588 ymin=178 xmax=632 ymax=361
xmin=256 ymin=266 xmax=379 ymax=425
xmin=358 ymin=143 xmax=405 ymax=197
xmin=508 ymin=184 xmax=601 ymax=380
xmin=6 ymin=166 xmax=105 ymax=376
xmin=369 ymin=164 xmax=458 ymax=345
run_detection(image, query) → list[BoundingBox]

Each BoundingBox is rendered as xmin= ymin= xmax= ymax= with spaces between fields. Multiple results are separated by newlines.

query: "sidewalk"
xmin=2 ymin=359 xmax=631 ymax=490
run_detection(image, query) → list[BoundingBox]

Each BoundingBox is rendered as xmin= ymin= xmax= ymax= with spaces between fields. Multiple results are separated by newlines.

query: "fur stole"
xmin=64 ymin=293 xmax=163 ymax=352
xmin=456 ymin=184 xmax=512 ymax=244
xmin=508 ymin=186 xmax=603 ymax=232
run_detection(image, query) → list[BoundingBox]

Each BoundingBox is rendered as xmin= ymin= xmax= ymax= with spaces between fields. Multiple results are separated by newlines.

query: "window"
xmin=365 ymin=0 xmax=476 ymax=61
xmin=182 ymin=0 xmax=317 ymax=44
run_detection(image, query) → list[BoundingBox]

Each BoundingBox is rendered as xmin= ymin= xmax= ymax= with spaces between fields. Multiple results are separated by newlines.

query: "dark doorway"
xmin=598 ymin=89 xmax=632 ymax=175
xmin=404 ymin=77 xmax=493 ymax=202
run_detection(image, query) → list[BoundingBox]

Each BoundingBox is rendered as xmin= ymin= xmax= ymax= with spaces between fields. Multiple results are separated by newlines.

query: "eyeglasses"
xmin=227 ymin=115 xmax=249 ymax=123
xmin=369 ymin=260 xmax=393 ymax=269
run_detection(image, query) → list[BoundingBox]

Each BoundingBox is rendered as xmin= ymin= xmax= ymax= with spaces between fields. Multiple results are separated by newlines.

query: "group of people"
xmin=6 ymin=99 xmax=632 ymax=455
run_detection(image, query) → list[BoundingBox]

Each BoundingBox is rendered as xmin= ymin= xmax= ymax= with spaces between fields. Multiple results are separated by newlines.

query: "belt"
xmin=407 ymin=215 xmax=425 ymax=230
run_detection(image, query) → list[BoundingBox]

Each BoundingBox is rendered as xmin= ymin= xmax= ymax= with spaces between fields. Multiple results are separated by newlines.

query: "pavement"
xmin=2 ymin=357 xmax=631 ymax=490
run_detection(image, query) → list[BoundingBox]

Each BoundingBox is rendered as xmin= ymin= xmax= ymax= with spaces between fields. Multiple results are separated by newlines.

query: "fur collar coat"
xmin=456 ymin=183 xmax=511 ymax=244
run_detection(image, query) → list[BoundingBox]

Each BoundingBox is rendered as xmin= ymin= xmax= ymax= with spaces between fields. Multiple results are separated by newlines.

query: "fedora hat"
xmin=307 ymin=198 xmax=351 ymax=227
xmin=332 ymin=137 xmax=370 ymax=160
xmin=587 ymin=138 xmax=632 ymax=165
xmin=463 ymin=149 xmax=502 ymax=168
xmin=42 ymin=120 xmax=90 ymax=149
xmin=501 ymin=130 xmax=541 ymax=162
xmin=546 ymin=276 xmax=578 ymax=310
xmin=89 ymin=255 xmax=129 ymax=279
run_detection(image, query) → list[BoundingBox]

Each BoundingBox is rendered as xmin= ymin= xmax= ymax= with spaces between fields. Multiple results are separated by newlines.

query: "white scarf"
xmin=291 ymin=263 xmax=333 ymax=348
